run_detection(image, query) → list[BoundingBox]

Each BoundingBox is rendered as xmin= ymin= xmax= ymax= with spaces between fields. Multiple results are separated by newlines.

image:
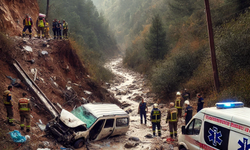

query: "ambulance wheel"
xmin=74 ymin=139 xmax=85 ymax=148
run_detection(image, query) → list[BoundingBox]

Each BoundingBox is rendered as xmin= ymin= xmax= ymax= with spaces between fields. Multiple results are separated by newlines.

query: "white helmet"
xmin=184 ymin=100 xmax=190 ymax=105
xmin=176 ymin=91 xmax=181 ymax=96
xmin=153 ymin=103 xmax=158 ymax=108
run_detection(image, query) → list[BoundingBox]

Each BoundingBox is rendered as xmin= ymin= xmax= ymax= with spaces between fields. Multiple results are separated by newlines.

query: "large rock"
xmin=124 ymin=141 xmax=139 ymax=148
xmin=121 ymin=101 xmax=131 ymax=108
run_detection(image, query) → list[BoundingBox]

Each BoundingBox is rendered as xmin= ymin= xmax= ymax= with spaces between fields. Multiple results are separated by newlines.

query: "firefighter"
xmin=44 ymin=20 xmax=50 ymax=39
xmin=62 ymin=20 xmax=68 ymax=39
xmin=182 ymin=88 xmax=190 ymax=100
xmin=57 ymin=20 xmax=62 ymax=39
xmin=18 ymin=93 xmax=32 ymax=132
xmin=36 ymin=16 xmax=45 ymax=38
xmin=22 ymin=14 xmax=33 ymax=38
xmin=175 ymin=91 xmax=183 ymax=120
xmin=138 ymin=97 xmax=148 ymax=124
xmin=150 ymin=103 xmax=161 ymax=137
xmin=166 ymin=102 xmax=178 ymax=140
xmin=184 ymin=100 xmax=193 ymax=125
xmin=3 ymin=85 xmax=15 ymax=126
xmin=197 ymin=93 xmax=204 ymax=112
xmin=52 ymin=19 xmax=58 ymax=39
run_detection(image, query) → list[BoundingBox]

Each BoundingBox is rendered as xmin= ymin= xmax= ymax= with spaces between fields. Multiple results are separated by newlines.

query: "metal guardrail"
xmin=13 ymin=60 xmax=59 ymax=118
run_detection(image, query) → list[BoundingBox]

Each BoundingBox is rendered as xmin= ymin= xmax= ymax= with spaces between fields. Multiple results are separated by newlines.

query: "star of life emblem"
xmin=208 ymin=127 xmax=223 ymax=146
xmin=238 ymin=138 xmax=250 ymax=150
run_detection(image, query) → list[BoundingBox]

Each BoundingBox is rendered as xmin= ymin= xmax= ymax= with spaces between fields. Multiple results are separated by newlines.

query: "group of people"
xmin=22 ymin=14 xmax=68 ymax=39
xmin=52 ymin=19 xmax=68 ymax=39
xmin=3 ymin=86 xmax=32 ymax=133
xmin=138 ymin=89 xmax=205 ymax=140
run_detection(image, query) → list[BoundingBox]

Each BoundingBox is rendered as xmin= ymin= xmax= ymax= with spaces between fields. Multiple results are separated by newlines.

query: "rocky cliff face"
xmin=0 ymin=0 xmax=39 ymax=36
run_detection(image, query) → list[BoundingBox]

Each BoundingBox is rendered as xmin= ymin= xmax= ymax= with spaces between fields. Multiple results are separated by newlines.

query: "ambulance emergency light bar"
xmin=216 ymin=102 xmax=244 ymax=109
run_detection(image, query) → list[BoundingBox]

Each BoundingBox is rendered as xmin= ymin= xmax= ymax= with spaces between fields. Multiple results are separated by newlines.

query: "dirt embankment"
xmin=0 ymin=0 xmax=39 ymax=36
xmin=0 ymin=36 xmax=120 ymax=150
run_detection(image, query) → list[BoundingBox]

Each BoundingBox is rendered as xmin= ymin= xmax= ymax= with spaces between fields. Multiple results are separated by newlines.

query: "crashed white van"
xmin=46 ymin=103 xmax=129 ymax=148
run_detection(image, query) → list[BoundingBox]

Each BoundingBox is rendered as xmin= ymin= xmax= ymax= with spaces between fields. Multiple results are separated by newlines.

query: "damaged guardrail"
xmin=13 ymin=60 xmax=59 ymax=118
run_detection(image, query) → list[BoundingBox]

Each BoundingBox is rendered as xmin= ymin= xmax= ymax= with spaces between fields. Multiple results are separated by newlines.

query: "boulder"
xmin=145 ymin=134 xmax=153 ymax=138
xmin=124 ymin=141 xmax=139 ymax=148
xmin=129 ymin=137 xmax=140 ymax=142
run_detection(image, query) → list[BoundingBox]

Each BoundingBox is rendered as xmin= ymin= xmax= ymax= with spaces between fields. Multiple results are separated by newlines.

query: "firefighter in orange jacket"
xmin=18 ymin=93 xmax=32 ymax=132
xmin=3 ymin=85 xmax=15 ymax=126
xmin=22 ymin=14 xmax=33 ymax=38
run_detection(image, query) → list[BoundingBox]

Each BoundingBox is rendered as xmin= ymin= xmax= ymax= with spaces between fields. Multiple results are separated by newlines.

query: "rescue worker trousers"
xmin=45 ymin=28 xmax=49 ymax=39
xmin=140 ymin=112 xmax=146 ymax=124
xmin=177 ymin=108 xmax=182 ymax=118
xmin=63 ymin=29 xmax=68 ymax=39
xmin=22 ymin=26 xmax=32 ymax=38
xmin=169 ymin=122 xmax=177 ymax=138
xmin=53 ymin=28 xmax=57 ymax=39
xmin=5 ymin=105 xmax=13 ymax=123
xmin=37 ymin=27 xmax=44 ymax=38
xmin=57 ymin=29 xmax=62 ymax=39
xmin=152 ymin=122 xmax=161 ymax=136
xmin=20 ymin=111 xmax=31 ymax=130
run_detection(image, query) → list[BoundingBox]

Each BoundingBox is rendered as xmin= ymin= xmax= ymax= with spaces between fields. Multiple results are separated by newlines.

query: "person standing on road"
xmin=182 ymin=88 xmax=190 ymax=100
xmin=3 ymin=85 xmax=15 ymax=126
xmin=184 ymin=100 xmax=193 ymax=125
xmin=22 ymin=14 xmax=33 ymax=39
xmin=18 ymin=93 xmax=32 ymax=132
xmin=138 ymin=97 xmax=148 ymax=124
xmin=175 ymin=91 xmax=183 ymax=120
xmin=52 ymin=19 xmax=58 ymax=39
xmin=167 ymin=102 xmax=178 ymax=140
xmin=197 ymin=93 xmax=204 ymax=112
xmin=150 ymin=103 xmax=161 ymax=137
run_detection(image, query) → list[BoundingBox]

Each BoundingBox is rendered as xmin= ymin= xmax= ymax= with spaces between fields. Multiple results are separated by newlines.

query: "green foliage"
xmin=145 ymin=14 xmax=167 ymax=61
xmin=150 ymin=47 xmax=205 ymax=95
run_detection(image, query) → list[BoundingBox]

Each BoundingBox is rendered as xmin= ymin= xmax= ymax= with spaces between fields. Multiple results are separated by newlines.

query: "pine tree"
xmin=145 ymin=14 xmax=167 ymax=61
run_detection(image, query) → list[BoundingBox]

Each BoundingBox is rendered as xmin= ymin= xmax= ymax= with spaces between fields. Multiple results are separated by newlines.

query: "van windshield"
xmin=71 ymin=106 xmax=97 ymax=129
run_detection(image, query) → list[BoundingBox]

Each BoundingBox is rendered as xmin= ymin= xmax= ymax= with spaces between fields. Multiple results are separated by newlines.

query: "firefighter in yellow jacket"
xmin=22 ymin=14 xmax=33 ymax=38
xmin=3 ymin=86 xmax=15 ymax=126
xmin=18 ymin=93 xmax=32 ymax=132
xmin=44 ymin=21 xmax=50 ymax=39
xmin=166 ymin=102 xmax=178 ymax=140
xmin=36 ymin=16 xmax=45 ymax=38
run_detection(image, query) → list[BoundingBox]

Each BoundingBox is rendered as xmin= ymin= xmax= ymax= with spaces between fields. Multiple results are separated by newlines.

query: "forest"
xmin=93 ymin=0 xmax=250 ymax=106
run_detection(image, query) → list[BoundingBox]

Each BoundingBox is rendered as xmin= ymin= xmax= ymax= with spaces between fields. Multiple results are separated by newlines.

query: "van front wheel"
xmin=74 ymin=139 xmax=85 ymax=148
xmin=179 ymin=147 xmax=187 ymax=150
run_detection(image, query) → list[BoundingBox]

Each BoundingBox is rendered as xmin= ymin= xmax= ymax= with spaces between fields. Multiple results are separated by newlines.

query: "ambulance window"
xmin=187 ymin=119 xmax=202 ymax=135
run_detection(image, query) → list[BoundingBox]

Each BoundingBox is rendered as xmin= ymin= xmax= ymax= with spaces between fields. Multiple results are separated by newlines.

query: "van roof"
xmin=83 ymin=103 xmax=128 ymax=118
xmin=200 ymin=107 xmax=250 ymax=126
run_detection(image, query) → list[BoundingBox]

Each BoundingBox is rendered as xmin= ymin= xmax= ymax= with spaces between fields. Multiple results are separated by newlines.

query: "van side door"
xmin=184 ymin=118 xmax=202 ymax=150
xmin=95 ymin=119 xmax=114 ymax=141
xmin=111 ymin=117 xmax=129 ymax=136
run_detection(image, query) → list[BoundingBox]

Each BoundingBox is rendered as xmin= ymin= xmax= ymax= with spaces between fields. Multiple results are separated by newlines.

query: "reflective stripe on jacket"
xmin=3 ymin=90 xmax=12 ymax=105
xmin=167 ymin=107 xmax=178 ymax=122
xmin=24 ymin=17 xmax=32 ymax=26
xmin=38 ymin=19 xmax=45 ymax=27
xmin=175 ymin=98 xmax=182 ymax=109
xmin=151 ymin=108 xmax=161 ymax=123
xmin=63 ymin=22 xmax=68 ymax=29
xmin=18 ymin=98 xmax=30 ymax=111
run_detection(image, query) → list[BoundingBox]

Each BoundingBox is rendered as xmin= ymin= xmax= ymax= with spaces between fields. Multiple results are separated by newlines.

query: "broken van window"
xmin=71 ymin=106 xmax=97 ymax=128
xmin=116 ymin=118 xmax=129 ymax=127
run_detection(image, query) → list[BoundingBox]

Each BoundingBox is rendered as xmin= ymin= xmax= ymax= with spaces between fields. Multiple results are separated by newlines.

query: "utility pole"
xmin=204 ymin=0 xmax=220 ymax=93
xmin=46 ymin=0 xmax=49 ymax=19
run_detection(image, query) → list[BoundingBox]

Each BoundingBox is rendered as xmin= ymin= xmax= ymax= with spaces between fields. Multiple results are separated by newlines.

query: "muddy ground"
xmin=84 ymin=58 xmax=187 ymax=150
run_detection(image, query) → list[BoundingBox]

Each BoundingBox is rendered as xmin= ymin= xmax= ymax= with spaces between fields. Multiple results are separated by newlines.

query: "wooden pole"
xmin=204 ymin=0 xmax=220 ymax=92
xmin=46 ymin=0 xmax=49 ymax=19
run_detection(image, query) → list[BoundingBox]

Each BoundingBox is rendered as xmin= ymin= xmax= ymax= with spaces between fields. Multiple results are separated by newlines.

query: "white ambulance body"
xmin=178 ymin=102 xmax=250 ymax=150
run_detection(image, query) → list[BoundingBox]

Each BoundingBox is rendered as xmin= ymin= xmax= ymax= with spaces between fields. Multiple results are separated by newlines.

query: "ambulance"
xmin=178 ymin=102 xmax=250 ymax=150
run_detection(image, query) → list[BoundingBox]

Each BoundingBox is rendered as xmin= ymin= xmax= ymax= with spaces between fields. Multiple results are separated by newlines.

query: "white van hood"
xmin=60 ymin=109 xmax=86 ymax=128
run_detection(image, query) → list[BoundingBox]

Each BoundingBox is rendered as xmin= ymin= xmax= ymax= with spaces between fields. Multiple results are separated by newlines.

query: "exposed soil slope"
xmin=0 ymin=0 xmax=39 ymax=36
